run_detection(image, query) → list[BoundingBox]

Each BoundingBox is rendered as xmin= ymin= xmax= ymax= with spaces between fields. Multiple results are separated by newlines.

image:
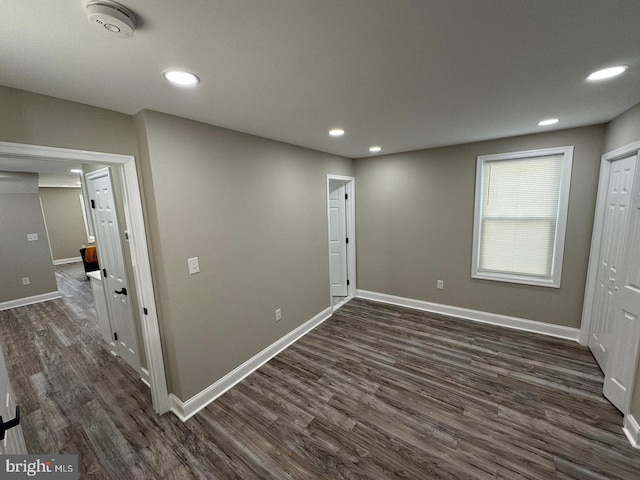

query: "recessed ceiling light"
xmin=537 ymin=118 xmax=559 ymax=126
xmin=369 ymin=146 xmax=382 ymax=153
xmin=163 ymin=70 xmax=200 ymax=87
xmin=329 ymin=128 xmax=345 ymax=137
xmin=70 ymin=169 xmax=83 ymax=174
xmin=587 ymin=65 xmax=628 ymax=82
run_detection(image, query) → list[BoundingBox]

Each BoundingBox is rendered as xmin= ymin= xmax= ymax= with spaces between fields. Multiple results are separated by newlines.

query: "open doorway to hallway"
xmin=327 ymin=174 xmax=356 ymax=311
xmin=0 ymin=140 xmax=169 ymax=415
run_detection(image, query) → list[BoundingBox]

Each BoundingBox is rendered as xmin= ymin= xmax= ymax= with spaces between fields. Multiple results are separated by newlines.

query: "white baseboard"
xmin=623 ymin=414 xmax=640 ymax=449
xmin=140 ymin=367 xmax=151 ymax=388
xmin=0 ymin=291 xmax=61 ymax=312
xmin=356 ymin=290 xmax=580 ymax=342
xmin=170 ymin=306 xmax=334 ymax=422
xmin=53 ymin=256 xmax=82 ymax=266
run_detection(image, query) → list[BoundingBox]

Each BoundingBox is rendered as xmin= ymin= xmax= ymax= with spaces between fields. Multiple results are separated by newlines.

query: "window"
xmin=472 ymin=146 xmax=573 ymax=288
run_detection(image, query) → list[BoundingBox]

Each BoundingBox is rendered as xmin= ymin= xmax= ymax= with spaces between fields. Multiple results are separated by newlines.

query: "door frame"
xmin=581 ymin=139 xmax=640 ymax=346
xmin=0 ymin=140 xmax=170 ymax=414
xmin=326 ymin=174 xmax=356 ymax=310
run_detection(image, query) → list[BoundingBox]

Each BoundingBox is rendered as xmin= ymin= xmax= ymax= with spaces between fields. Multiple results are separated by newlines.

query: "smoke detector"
xmin=86 ymin=1 xmax=135 ymax=38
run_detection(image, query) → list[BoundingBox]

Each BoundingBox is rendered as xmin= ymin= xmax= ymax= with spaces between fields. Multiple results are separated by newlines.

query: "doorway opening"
xmin=0 ymin=141 xmax=169 ymax=414
xmin=327 ymin=175 xmax=356 ymax=311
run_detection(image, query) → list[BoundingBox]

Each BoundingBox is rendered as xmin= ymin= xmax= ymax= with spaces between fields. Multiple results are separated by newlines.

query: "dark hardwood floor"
xmin=1 ymin=262 xmax=639 ymax=478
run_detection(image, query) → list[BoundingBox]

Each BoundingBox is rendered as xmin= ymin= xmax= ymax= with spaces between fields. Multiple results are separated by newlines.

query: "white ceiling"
xmin=1 ymin=0 xmax=640 ymax=159
xmin=0 ymin=156 xmax=82 ymax=187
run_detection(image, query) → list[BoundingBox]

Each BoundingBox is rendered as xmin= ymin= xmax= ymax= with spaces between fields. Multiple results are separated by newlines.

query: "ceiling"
xmin=1 ymin=0 xmax=640 ymax=159
xmin=0 ymin=156 xmax=82 ymax=187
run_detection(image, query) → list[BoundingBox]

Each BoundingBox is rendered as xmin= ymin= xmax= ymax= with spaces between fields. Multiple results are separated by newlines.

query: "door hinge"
xmin=91 ymin=199 xmax=96 ymax=209
xmin=103 ymin=268 xmax=107 ymax=277
xmin=347 ymin=279 xmax=350 ymax=286
xmin=346 ymin=237 xmax=349 ymax=244
xmin=143 ymin=307 xmax=148 ymax=315
xmin=114 ymin=332 xmax=118 ymax=341
xmin=345 ymin=193 xmax=348 ymax=200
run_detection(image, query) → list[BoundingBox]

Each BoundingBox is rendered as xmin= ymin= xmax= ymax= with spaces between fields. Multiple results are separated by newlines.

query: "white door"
xmin=87 ymin=169 xmax=141 ymax=374
xmin=603 ymin=154 xmax=640 ymax=412
xmin=589 ymin=155 xmax=637 ymax=370
xmin=329 ymin=181 xmax=348 ymax=297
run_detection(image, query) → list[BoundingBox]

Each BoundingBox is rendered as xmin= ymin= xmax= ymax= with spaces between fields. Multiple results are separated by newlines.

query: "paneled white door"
xmin=603 ymin=154 xmax=640 ymax=412
xmin=329 ymin=181 xmax=348 ymax=297
xmin=87 ymin=168 xmax=141 ymax=374
xmin=589 ymin=155 xmax=637 ymax=370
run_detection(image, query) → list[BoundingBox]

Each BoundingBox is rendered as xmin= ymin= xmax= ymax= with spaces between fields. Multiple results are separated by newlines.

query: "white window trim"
xmin=471 ymin=145 xmax=574 ymax=288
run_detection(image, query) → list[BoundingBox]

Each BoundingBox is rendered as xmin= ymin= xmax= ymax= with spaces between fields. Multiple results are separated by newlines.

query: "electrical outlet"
xmin=187 ymin=257 xmax=200 ymax=275
xmin=437 ymin=279 xmax=444 ymax=290
xmin=27 ymin=233 xmax=38 ymax=241
xmin=22 ymin=277 xmax=30 ymax=285
xmin=275 ymin=308 xmax=282 ymax=322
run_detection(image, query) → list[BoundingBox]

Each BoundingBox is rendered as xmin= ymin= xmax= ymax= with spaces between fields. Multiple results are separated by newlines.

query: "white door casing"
xmin=87 ymin=168 xmax=141 ymax=374
xmin=588 ymin=154 xmax=637 ymax=370
xmin=329 ymin=181 xmax=348 ymax=297
xmin=603 ymin=153 xmax=640 ymax=413
xmin=0 ymin=141 xmax=170 ymax=415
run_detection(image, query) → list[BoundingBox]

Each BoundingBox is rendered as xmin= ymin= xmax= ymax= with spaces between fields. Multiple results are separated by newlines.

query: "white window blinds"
xmin=472 ymin=147 xmax=573 ymax=288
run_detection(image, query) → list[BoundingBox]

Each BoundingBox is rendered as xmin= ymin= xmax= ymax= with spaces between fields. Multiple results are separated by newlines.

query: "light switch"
xmin=27 ymin=233 xmax=38 ymax=241
xmin=188 ymin=257 xmax=200 ymax=275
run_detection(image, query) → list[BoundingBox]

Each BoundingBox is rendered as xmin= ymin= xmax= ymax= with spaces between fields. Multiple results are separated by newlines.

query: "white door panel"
xmin=589 ymin=155 xmax=636 ymax=370
xmin=88 ymin=169 xmax=141 ymax=374
xmin=604 ymin=179 xmax=640 ymax=412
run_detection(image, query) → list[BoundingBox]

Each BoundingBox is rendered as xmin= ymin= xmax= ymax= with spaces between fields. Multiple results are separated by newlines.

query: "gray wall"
xmin=0 ymin=173 xmax=58 ymax=304
xmin=604 ymin=103 xmax=640 ymax=153
xmin=0 ymin=85 xmax=139 ymax=157
xmin=39 ymin=187 xmax=88 ymax=261
xmin=134 ymin=110 xmax=353 ymax=400
xmin=354 ymin=125 xmax=605 ymax=329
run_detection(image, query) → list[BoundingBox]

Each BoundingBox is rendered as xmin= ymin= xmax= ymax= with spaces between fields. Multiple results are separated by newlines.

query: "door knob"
xmin=114 ymin=287 xmax=128 ymax=296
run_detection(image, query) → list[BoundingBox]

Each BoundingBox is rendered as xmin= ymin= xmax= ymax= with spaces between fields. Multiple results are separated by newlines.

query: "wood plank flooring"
xmin=1 ymin=262 xmax=639 ymax=478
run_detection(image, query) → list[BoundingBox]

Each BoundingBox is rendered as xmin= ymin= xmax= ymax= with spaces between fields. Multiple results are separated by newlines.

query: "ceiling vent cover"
xmin=86 ymin=1 xmax=135 ymax=38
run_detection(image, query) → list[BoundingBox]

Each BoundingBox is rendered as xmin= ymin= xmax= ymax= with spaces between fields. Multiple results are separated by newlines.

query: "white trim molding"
xmin=0 ymin=292 xmax=61 ymax=312
xmin=623 ymin=414 xmax=640 ymax=449
xmin=140 ymin=367 xmax=151 ymax=388
xmin=170 ymin=306 xmax=334 ymax=422
xmin=53 ymin=256 xmax=82 ymax=266
xmin=356 ymin=290 xmax=580 ymax=342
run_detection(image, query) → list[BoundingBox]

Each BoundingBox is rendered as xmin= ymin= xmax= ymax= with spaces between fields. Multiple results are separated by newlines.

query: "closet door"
xmin=603 ymin=154 xmax=640 ymax=412
xmin=588 ymin=155 xmax=637 ymax=370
